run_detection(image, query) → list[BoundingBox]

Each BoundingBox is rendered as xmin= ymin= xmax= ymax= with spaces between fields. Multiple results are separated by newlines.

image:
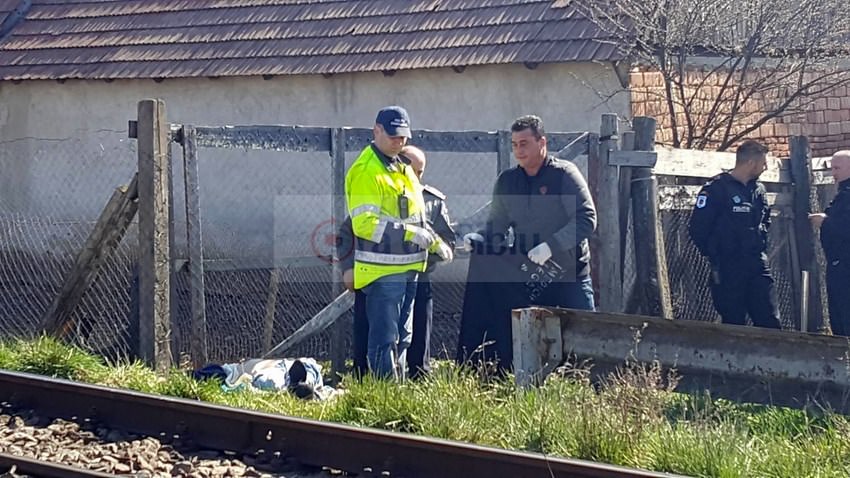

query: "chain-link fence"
xmin=0 ymin=132 xmax=139 ymax=361
xmin=812 ymin=177 xmax=838 ymax=332
xmin=0 ymin=120 xmax=588 ymax=366
xmin=2 ymin=121 xmax=839 ymax=367
xmin=172 ymin=127 xmax=586 ymax=364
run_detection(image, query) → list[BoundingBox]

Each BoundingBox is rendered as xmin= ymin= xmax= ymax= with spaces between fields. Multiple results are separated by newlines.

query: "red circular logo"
xmin=310 ymin=219 xmax=352 ymax=264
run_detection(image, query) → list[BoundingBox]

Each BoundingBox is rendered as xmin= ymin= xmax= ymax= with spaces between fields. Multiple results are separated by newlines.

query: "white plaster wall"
xmin=0 ymin=62 xmax=629 ymax=261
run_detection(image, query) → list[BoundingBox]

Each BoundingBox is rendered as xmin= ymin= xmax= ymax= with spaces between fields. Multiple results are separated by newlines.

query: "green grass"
xmin=2 ymin=337 xmax=850 ymax=477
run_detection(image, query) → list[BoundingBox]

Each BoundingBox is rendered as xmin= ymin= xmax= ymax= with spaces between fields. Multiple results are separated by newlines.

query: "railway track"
xmin=0 ymin=370 xmax=684 ymax=478
xmin=0 ymin=453 xmax=115 ymax=478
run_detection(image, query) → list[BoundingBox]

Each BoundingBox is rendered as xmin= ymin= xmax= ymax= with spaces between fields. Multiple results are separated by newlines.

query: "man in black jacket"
xmin=810 ymin=150 xmax=850 ymax=336
xmin=688 ymin=139 xmax=781 ymax=329
xmin=457 ymin=114 xmax=597 ymax=369
xmin=403 ymin=146 xmax=456 ymax=378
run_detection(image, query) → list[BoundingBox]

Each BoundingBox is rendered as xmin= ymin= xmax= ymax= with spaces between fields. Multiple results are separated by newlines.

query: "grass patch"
xmin=2 ymin=337 xmax=850 ymax=477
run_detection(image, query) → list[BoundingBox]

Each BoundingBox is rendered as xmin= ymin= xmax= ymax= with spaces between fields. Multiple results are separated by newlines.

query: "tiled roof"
xmin=0 ymin=0 xmax=626 ymax=80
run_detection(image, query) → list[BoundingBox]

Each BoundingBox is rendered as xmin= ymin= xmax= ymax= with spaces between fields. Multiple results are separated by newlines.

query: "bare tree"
xmin=578 ymin=0 xmax=850 ymax=150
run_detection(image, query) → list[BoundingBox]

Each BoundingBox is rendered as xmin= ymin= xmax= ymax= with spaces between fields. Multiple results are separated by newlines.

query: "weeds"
xmin=2 ymin=337 xmax=849 ymax=477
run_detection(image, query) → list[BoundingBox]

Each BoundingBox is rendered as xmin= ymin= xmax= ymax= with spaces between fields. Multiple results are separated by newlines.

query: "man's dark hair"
xmin=736 ymin=139 xmax=769 ymax=164
xmin=511 ymin=115 xmax=545 ymax=140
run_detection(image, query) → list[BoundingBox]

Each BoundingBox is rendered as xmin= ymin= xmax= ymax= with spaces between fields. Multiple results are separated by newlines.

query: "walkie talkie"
xmin=398 ymin=194 xmax=410 ymax=219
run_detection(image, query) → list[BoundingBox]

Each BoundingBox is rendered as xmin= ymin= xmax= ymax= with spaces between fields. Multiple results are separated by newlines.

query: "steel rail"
xmin=0 ymin=453 xmax=116 ymax=478
xmin=0 ymin=370 xmax=685 ymax=478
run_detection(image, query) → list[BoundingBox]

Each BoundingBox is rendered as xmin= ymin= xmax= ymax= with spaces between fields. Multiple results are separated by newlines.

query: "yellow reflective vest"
xmin=345 ymin=144 xmax=435 ymax=289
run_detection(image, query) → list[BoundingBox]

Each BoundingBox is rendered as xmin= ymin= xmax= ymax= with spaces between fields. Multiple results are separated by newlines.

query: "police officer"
xmin=688 ymin=139 xmax=781 ymax=329
xmin=401 ymin=145 xmax=456 ymax=379
xmin=809 ymin=150 xmax=850 ymax=336
xmin=344 ymin=106 xmax=452 ymax=379
xmin=339 ymin=145 xmax=455 ymax=380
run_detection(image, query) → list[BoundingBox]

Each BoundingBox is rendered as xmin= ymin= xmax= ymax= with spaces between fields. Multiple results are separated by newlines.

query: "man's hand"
xmin=342 ymin=269 xmax=355 ymax=292
xmin=809 ymin=213 xmax=827 ymax=228
xmin=405 ymin=225 xmax=436 ymax=249
xmin=528 ymin=242 xmax=553 ymax=266
xmin=435 ymin=240 xmax=454 ymax=263
xmin=462 ymin=232 xmax=484 ymax=252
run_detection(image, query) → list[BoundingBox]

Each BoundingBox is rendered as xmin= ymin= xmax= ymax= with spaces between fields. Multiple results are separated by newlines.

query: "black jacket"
xmin=484 ymin=156 xmax=596 ymax=279
xmin=821 ymin=178 xmax=850 ymax=264
xmin=688 ymin=172 xmax=770 ymax=267
xmin=337 ymin=183 xmax=455 ymax=273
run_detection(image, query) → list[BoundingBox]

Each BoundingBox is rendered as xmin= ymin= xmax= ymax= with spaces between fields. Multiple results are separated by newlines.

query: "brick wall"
xmin=630 ymin=68 xmax=850 ymax=157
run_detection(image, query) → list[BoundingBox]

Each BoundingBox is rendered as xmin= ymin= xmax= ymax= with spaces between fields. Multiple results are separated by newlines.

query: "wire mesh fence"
xmin=659 ymin=209 xmax=798 ymax=329
xmin=0 ymin=132 xmax=138 ymax=361
xmin=0 ymin=121 xmax=839 ymax=368
xmin=812 ymin=180 xmax=839 ymax=332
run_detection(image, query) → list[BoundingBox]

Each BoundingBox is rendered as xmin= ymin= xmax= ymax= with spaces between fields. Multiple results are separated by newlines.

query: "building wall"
xmin=630 ymin=68 xmax=850 ymax=158
xmin=0 ymin=62 xmax=629 ymax=260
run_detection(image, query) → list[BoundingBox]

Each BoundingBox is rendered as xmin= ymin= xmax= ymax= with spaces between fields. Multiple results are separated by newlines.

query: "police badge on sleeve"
xmin=696 ymin=194 xmax=708 ymax=209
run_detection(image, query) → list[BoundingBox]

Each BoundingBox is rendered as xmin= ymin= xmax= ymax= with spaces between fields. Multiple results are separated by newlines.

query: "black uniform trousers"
xmin=709 ymin=257 xmax=781 ymax=329
xmin=827 ymin=260 xmax=850 ymax=336
xmin=352 ymin=289 xmax=369 ymax=378
xmin=352 ymin=274 xmax=432 ymax=379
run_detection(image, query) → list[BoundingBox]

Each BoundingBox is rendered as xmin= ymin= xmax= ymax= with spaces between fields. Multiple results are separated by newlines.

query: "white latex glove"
xmin=527 ymin=242 xmax=553 ymax=266
xmin=405 ymin=225 xmax=436 ymax=249
xmin=435 ymin=240 xmax=454 ymax=263
xmin=462 ymin=232 xmax=484 ymax=252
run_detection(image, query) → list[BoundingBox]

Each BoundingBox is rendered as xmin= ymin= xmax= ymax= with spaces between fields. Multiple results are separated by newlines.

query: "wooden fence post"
xmin=631 ymin=117 xmax=674 ymax=319
xmin=596 ymin=114 xmax=622 ymax=312
xmin=137 ymin=98 xmax=173 ymax=372
xmin=181 ymin=125 xmax=208 ymax=367
xmin=789 ymin=136 xmax=824 ymax=332
xmin=497 ymin=130 xmax=511 ymax=174
xmin=330 ymin=127 xmax=348 ymax=379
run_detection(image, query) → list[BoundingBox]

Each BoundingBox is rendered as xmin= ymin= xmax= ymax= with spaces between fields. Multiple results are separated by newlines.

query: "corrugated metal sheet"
xmin=0 ymin=0 xmax=627 ymax=80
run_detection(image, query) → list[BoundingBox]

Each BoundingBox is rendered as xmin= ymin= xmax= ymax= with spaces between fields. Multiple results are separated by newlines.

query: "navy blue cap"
xmin=375 ymin=106 xmax=411 ymax=138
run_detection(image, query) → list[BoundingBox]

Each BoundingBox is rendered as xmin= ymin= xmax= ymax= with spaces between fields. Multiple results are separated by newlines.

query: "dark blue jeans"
xmin=537 ymin=276 xmax=596 ymax=311
xmin=362 ymin=271 xmax=418 ymax=379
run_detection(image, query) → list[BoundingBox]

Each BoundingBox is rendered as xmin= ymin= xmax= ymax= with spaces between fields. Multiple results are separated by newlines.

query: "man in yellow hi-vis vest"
xmin=345 ymin=106 xmax=452 ymax=379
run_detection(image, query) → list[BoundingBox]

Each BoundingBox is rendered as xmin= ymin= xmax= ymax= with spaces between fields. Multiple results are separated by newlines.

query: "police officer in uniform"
xmin=402 ymin=146 xmax=456 ymax=378
xmin=688 ymin=139 xmax=781 ymax=329
xmin=345 ymin=106 xmax=452 ymax=379
xmin=809 ymin=150 xmax=850 ymax=336
xmin=339 ymin=144 xmax=454 ymax=379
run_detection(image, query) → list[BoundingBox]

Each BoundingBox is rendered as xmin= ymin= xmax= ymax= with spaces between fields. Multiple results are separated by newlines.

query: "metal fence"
xmin=0 ymin=132 xmax=139 ymax=360
xmin=0 ymin=108 xmax=840 ymax=368
xmin=171 ymin=125 xmax=589 ymax=365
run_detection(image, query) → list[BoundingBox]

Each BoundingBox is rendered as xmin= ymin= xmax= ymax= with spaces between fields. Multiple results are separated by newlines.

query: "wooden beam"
xmin=611 ymin=147 xmax=792 ymax=184
xmin=137 ymin=98 xmax=173 ymax=372
xmin=181 ymin=125 xmax=208 ymax=368
xmin=192 ymin=125 xmax=588 ymax=155
xmin=789 ymin=137 xmax=824 ymax=333
xmin=263 ymin=291 xmax=355 ymax=359
xmin=40 ymin=174 xmax=139 ymax=336
xmin=497 ymin=130 xmax=511 ymax=174
xmin=330 ymin=127 xmax=347 ymax=380
xmin=262 ymin=269 xmax=281 ymax=353
xmin=554 ymin=131 xmax=589 ymax=162
xmin=657 ymin=185 xmax=794 ymax=212
xmin=596 ymin=115 xmax=621 ymax=312
xmin=630 ymin=117 xmax=673 ymax=319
